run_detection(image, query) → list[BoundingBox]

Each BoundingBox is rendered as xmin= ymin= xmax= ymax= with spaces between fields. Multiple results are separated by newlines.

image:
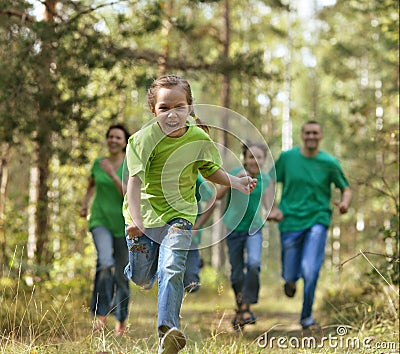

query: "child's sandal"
xmin=240 ymin=309 xmax=257 ymax=325
xmin=231 ymin=309 xmax=244 ymax=332
xmin=231 ymin=308 xmax=257 ymax=331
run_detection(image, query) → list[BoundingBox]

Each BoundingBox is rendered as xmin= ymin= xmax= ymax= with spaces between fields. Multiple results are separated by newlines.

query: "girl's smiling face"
xmin=151 ymin=86 xmax=191 ymax=137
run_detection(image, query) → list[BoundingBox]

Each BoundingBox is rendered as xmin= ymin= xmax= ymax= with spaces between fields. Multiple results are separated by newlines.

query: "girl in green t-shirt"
xmin=123 ymin=74 xmax=257 ymax=354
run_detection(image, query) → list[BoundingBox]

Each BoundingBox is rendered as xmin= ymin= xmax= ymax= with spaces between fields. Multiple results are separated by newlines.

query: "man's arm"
xmin=335 ymin=186 xmax=352 ymax=214
xmin=264 ymin=179 xmax=284 ymax=222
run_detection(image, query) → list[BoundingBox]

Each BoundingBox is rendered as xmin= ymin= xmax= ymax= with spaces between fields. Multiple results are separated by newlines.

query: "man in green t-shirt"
xmin=268 ymin=120 xmax=352 ymax=329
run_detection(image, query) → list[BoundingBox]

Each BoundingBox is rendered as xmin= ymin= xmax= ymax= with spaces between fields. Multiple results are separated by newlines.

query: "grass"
xmin=1 ymin=248 xmax=398 ymax=353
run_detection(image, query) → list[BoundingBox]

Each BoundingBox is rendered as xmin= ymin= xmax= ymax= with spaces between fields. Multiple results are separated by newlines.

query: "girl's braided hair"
xmin=147 ymin=74 xmax=209 ymax=133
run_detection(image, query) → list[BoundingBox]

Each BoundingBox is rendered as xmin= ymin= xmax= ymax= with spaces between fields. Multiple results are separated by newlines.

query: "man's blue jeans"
xmin=124 ymin=219 xmax=192 ymax=332
xmin=280 ymin=224 xmax=327 ymax=326
xmin=226 ymin=230 xmax=263 ymax=306
xmin=90 ymin=226 xmax=130 ymax=322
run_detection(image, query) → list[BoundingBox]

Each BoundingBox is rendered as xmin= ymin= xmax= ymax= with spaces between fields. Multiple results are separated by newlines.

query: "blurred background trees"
xmin=0 ymin=0 xmax=398 ymax=286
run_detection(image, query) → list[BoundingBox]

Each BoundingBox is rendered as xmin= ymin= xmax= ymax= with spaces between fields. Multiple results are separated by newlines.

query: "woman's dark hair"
xmin=147 ymin=74 xmax=209 ymax=134
xmin=242 ymin=141 xmax=268 ymax=159
xmin=106 ymin=123 xmax=130 ymax=145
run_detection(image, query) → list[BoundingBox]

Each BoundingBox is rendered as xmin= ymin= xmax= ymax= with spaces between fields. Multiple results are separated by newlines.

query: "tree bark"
xmin=0 ymin=142 xmax=11 ymax=266
xmin=212 ymin=0 xmax=231 ymax=271
xmin=33 ymin=0 xmax=57 ymax=270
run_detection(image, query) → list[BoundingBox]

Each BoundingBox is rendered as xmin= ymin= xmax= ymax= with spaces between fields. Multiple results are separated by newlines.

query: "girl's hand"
xmin=126 ymin=220 xmax=144 ymax=238
xmin=236 ymin=176 xmax=257 ymax=194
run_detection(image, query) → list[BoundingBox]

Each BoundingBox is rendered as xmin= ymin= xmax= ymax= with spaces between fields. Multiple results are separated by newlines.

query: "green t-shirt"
xmin=193 ymin=174 xmax=215 ymax=244
xmin=223 ymin=167 xmax=270 ymax=232
xmin=271 ymin=146 xmax=349 ymax=232
xmin=89 ymin=157 xmax=125 ymax=238
xmin=122 ymin=121 xmax=222 ymax=228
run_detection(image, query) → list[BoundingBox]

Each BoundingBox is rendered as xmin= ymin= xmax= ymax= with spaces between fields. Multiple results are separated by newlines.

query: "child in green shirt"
xmin=123 ymin=74 xmax=257 ymax=354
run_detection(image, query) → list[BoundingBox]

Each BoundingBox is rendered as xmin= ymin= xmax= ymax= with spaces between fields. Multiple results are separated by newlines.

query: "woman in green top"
xmin=218 ymin=142 xmax=271 ymax=331
xmin=80 ymin=124 xmax=130 ymax=336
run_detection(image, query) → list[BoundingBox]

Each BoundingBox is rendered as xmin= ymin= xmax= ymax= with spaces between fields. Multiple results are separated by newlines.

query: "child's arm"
xmin=205 ymin=168 xmax=257 ymax=194
xmin=126 ymin=175 xmax=145 ymax=237
xmin=215 ymin=168 xmax=248 ymax=200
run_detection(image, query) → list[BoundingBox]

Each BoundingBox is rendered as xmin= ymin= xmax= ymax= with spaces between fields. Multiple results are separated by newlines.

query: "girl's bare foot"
xmin=114 ymin=321 xmax=126 ymax=336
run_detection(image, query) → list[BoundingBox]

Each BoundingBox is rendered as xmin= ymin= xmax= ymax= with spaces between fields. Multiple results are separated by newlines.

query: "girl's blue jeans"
xmin=124 ymin=218 xmax=192 ymax=332
xmin=90 ymin=226 xmax=130 ymax=322
xmin=280 ymin=223 xmax=328 ymax=327
xmin=226 ymin=230 xmax=263 ymax=306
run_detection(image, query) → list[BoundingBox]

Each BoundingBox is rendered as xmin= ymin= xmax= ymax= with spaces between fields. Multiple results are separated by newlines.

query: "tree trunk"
xmin=0 ymin=142 xmax=11 ymax=265
xmin=33 ymin=0 xmax=57 ymax=270
xmin=28 ymin=164 xmax=39 ymax=263
xmin=158 ymin=0 xmax=174 ymax=75
xmin=282 ymin=8 xmax=293 ymax=151
xmin=35 ymin=121 xmax=51 ymax=267
xmin=212 ymin=0 xmax=231 ymax=272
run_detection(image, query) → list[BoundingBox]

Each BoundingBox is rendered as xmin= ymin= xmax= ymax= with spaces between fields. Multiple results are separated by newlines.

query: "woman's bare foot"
xmin=94 ymin=315 xmax=107 ymax=331
xmin=114 ymin=321 xmax=126 ymax=336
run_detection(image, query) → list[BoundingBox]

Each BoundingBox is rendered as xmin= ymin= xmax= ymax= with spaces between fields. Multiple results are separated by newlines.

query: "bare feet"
xmin=94 ymin=315 xmax=107 ymax=331
xmin=114 ymin=321 xmax=126 ymax=336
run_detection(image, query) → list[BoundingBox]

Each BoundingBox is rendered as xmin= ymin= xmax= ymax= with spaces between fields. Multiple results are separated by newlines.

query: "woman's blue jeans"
xmin=280 ymin=224 xmax=327 ymax=326
xmin=90 ymin=226 xmax=130 ymax=322
xmin=124 ymin=218 xmax=192 ymax=332
xmin=226 ymin=230 xmax=263 ymax=306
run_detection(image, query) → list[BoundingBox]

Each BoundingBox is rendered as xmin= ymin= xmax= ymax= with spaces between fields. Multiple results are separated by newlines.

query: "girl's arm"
xmin=205 ymin=168 xmax=257 ymax=194
xmin=215 ymin=168 xmax=248 ymax=200
xmin=126 ymin=175 xmax=145 ymax=237
xmin=79 ymin=176 xmax=95 ymax=217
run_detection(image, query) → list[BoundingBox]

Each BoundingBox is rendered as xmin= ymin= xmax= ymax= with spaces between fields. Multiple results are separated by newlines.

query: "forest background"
xmin=0 ymin=0 xmax=398 ymax=353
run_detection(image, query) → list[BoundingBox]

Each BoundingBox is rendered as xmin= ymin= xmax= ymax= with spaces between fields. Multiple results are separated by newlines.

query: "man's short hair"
xmin=301 ymin=120 xmax=322 ymax=133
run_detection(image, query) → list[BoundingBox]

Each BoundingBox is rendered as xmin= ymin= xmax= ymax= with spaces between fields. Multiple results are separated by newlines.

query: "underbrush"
xmin=319 ymin=251 xmax=399 ymax=352
xmin=1 ymin=248 xmax=398 ymax=353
